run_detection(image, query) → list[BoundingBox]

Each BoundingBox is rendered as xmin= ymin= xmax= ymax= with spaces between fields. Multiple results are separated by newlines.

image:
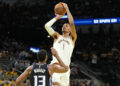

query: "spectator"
xmin=91 ymin=54 xmax=97 ymax=65
xmin=89 ymin=80 xmax=94 ymax=86
xmin=97 ymin=82 xmax=101 ymax=86
xmin=3 ymin=80 xmax=11 ymax=86
xmin=84 ymin=79 xmax=88 ymax=86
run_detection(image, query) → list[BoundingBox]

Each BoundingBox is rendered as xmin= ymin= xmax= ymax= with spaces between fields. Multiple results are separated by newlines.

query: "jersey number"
xmin=34 ymin=75 xmax=46 ymax=86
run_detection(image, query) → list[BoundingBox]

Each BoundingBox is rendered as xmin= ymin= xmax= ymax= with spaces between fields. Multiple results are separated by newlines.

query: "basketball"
xmin=54 ymin=3 xmax=66 ymax=15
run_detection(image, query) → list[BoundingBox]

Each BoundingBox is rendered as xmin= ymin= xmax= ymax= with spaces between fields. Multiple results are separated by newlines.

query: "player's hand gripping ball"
xmin=54 ymin=2 xmax=66 ymax=15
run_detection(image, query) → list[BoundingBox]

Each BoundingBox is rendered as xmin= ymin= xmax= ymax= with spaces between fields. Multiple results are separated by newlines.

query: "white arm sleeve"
xmin=44 ymin=18 xmax=56 ymax=36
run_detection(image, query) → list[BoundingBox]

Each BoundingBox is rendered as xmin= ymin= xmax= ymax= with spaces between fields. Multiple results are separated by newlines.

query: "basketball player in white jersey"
xmin=44 ymin=3 xmax=77 ymax=86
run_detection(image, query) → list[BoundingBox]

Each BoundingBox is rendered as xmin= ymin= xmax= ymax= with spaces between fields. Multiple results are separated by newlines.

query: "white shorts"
xmin=52 ymin=69 xmax=70 ymax=86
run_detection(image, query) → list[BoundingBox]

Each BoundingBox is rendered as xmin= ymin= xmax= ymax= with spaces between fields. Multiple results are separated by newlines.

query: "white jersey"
xmin=51 ymin=35 xmax=74 ymax=66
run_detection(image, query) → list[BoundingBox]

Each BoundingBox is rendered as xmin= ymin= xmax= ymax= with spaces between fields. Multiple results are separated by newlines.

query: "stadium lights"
xmin=30 ymin=47 xmax=40 ymax=53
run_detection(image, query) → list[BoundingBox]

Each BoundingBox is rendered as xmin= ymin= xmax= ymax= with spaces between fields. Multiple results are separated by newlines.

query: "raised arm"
xmin=62 ymin=3 xmax=77 ymax=44
xmin=44 ymin=15 xmax=63 ymax=39
xmin=49 ymin=47 xmax=69 ymax=75
xmin=16 ymin=66 xmax=32 ymax=86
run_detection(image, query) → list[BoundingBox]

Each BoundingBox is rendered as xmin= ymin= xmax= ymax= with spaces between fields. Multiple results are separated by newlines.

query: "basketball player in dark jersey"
xmin=16 ymin=47 xmax=68 ymax=86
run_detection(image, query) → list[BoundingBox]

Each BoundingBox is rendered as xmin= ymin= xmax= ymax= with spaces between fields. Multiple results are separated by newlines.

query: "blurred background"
xmin=0 ymin=0 xmax=120 ymax=86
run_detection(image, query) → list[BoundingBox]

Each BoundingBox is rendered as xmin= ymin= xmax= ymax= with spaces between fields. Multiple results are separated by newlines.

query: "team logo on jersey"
xmin=58 ymin=39 xmax=70 ymax=45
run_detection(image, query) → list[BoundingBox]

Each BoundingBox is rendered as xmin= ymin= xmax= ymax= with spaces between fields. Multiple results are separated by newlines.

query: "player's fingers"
xmin=62 ymin=2 xmax=66 ymax=5
xmin=55 ymin=13 xmax=64 ymax=17
xmin=61 ymin=3 xmax=65 ymax=6
xmin=61 ymin=3 xmax=68 ymax=9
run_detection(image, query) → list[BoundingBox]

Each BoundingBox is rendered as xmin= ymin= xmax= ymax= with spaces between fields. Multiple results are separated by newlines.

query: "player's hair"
xmin=37 ymin=49 xmax=47 ymax=62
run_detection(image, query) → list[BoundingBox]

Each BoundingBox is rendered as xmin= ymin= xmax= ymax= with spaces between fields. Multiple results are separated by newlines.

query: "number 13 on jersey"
xmin=34 ymin=75 xmax=46 ymax=86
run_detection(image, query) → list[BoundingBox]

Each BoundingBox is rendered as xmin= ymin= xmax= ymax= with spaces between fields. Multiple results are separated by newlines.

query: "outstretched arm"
xmin=16 ymin=66 xmax=32 ymax=86
xmin=44 ymin=15 xmax=63 ymax=39
xmin=62 ymin=3 xmax=77 ymax=44
xmin=49 ymin=47 xmax=69 ymax=74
